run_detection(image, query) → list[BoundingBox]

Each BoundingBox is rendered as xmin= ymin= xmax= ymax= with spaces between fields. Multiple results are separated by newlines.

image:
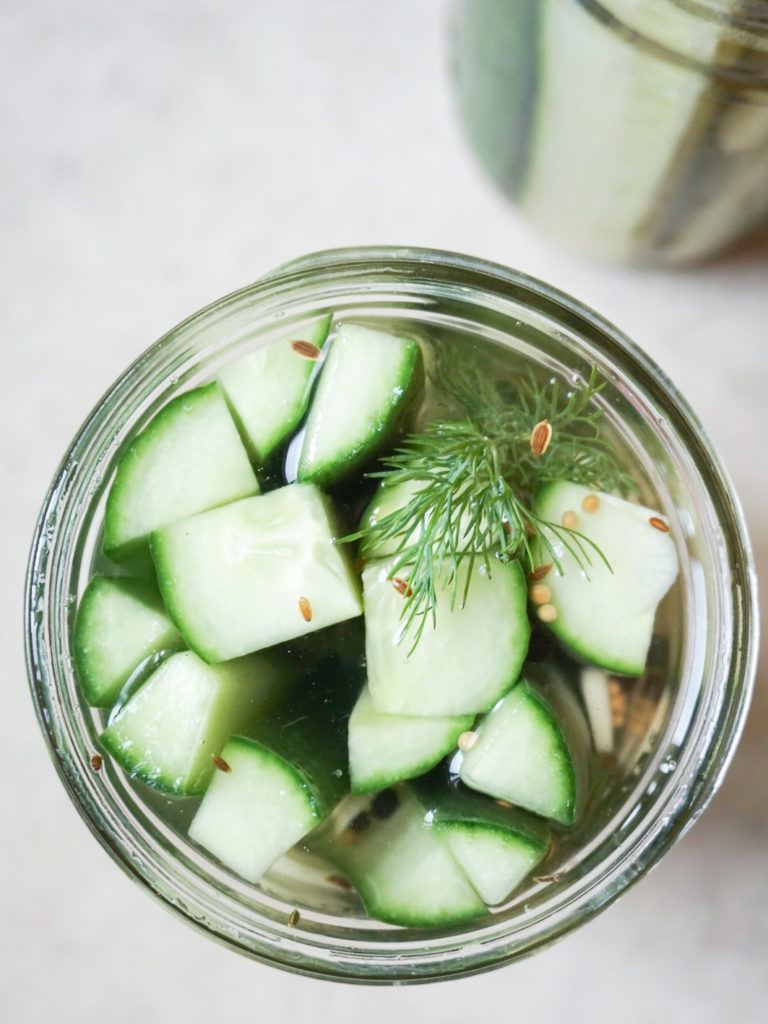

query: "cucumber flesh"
xmin=459 ymin=679 xmax=585 ymax=826
xmin=73 ymin=575 xmax=182 ymax=707
xmin=218 ymin=315 xmax=331 ymax=463
xmin=297 ymin=323 xmax=422 ymax=488
xmin=103 ymin=383 xmax=259 ymax=572
xmin=348 ymin=684 xmax=473 ymax=794
xmin=310 ymin=788 xmax=486 ymax=928
xmin=414 ymin=777 xmax=550 ymax=905
xmin=363 ymin=555 xmax=529 ymax=716
xmin=100 ymin=650 xmax=279 ymax=795
xmin=533 ymin=481 xmax=679 ymax=676
xmin=151 ymin=483 xmax=363 ymax=663
xmin=189 ymin=736 xmax=322 ymax=883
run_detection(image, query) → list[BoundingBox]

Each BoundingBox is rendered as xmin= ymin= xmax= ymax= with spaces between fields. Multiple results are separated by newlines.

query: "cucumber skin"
xmin=73 ymin=575 xmax=182 ymax=707
xmin=103 ymin=382 xmax=259 ymax=573
xmin=297 ymin=334 xmax=424 ymax=490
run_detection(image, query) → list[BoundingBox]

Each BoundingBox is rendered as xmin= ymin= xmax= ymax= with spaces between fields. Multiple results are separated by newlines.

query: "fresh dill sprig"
xmin=348 ymin=359 xmax=635 ymax=650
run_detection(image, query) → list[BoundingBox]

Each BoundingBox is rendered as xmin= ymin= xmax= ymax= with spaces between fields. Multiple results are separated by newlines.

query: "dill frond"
xmin=347 ymin=358 xmax=633 ymax=648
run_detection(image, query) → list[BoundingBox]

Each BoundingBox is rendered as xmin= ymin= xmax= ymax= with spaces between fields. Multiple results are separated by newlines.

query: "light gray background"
xmin=3 ymin=2 xmax=766 ymax=1021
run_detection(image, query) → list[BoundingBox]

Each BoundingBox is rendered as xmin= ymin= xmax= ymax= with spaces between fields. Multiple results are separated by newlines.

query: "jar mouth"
xmin=24 ymin=246 xmax=759 ymax=982
xmin=581 ymin=0 xmax=768 ymax=84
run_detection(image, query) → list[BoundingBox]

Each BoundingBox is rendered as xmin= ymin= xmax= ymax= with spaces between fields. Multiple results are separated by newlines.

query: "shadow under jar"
xmin=452 ymin=0 xmax=768 ymax=265
xmin=25 ymin=248 xmax=757 ymax=982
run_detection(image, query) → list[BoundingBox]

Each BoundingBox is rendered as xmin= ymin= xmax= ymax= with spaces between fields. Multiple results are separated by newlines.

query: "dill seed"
xmin=298 ymin=595 xmax=312 ymax=621
xmin=391 ymin=577 xmax=413 ymax=597
xmin=212 ymin=754 xmax=232 ymax=773
xmin=649 ymin=516 xmax=669 ymax=533
xmin=529 ymin=563 xmax=552 ymax=581
xmin=90 ymin=753 xmax=103 ymax=772
xmin=288 ymin=909 xmax=301 ymax=927
xmin=530 ymin=419 xmax=553 ymax=456
xmin=537 ymin=603 xmax=558 ymax=623
xmin=290 ymin=340 xmax=321 ymax=359
xmin=529 ymin=583 xmax=551 ymax=605
xmin=582 ymin=493 xmax=600 ymax=514
xmin=458 ymin=730 xmax=478 ymax=752
xmin=495 ymin=799 xmax=513 ymax=809
xmin=561 ymin=510 xmax=579 ymax=530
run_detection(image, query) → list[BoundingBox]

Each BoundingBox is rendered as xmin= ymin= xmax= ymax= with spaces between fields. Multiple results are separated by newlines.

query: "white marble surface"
xmin=2 ymin=2 xmax=766 ymax=1021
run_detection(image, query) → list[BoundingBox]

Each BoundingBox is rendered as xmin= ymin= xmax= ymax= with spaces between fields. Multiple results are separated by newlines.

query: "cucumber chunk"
xmin=218 ymin=315 xmax=331 ymax=463
xmin=533 ymin=481 xmax=679 ymax=676
xmin=414 ymin=778 xmax=550 ymax=905
xmin=363 ymin=555 xmax=529 ymax=716
xmin=73 ymin=575 xmax=182 ymax=707
xmin=151 ymin=483 xmax=363 ymax=663
xmin=189 ymin=736 xmax=322 ymax=883
xmin=348 ymin=684 xmax=473 ymax=794
xmin=459 ymin=679 xmax=587 ymax=826
xmin=297 ymin=323 xmax=422 ymax=488
xmin=103 ymin=383 xmax=259 ymax=572
xmin=189 ymin=662 xmax=356 ymax=883
xmin=311 ymin=788 xmax=486 ymax=927
xmin=100 ymin=650 xmax=279 ymax=795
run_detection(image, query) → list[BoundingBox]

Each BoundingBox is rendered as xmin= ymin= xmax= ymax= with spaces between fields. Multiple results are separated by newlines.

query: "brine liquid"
xmin=93 ymin=316 xmax=684 ymax=924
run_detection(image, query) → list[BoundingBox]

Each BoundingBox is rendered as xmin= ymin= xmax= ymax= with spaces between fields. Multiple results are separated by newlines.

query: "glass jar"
xmin=25 ymin=247 xmax=757 ymax=982
xmin=451 ymin=0 xmax=768 ymax=265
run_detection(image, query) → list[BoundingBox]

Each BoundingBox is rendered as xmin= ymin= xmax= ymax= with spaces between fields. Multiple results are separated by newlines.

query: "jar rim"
xmin=25 ymin=245 xmax=759 ymax=981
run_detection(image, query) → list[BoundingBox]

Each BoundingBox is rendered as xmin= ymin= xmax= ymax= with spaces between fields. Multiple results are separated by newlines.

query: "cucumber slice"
xmin=520 ymin=0 xmax=733 ymax=262
xmin=189 ymin=736 xmax=322 ymax=883
xmin=100 ymin=650 xmax=279 ymax=795
xmin=297 ymin=323 xmax=422 ymax=488
xmin=459 ymin=678 xmax=587 ymax=826
xmin=311 ymin=788 xmax=486 ymax=927
xmin=218 ymin=315 xmax=331 ymax=463
xmin=189 ymin=662 xmax=356 ymax=883
xmin=348 ymin=684 xmax=473 ymax=794
xmin=103 ymin=383 xmax=259 ymax=572
xmin=73 ymin=575 xmax=182 ymax=707
xmin=151 ymin=483 xmax=363 ymax=663
xmin=414 ymin=778 xmax=550 ymax=905
xmin=533 ymin=481 xmax=679 ymax=676
xmin=363 ymin=555 xmax=529 ymax=716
